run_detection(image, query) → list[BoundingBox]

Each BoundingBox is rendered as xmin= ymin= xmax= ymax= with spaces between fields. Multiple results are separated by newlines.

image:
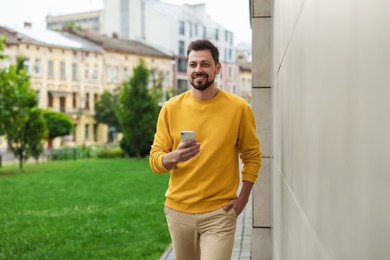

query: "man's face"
xmin=187 ymin=49 xmax=221 ymax=91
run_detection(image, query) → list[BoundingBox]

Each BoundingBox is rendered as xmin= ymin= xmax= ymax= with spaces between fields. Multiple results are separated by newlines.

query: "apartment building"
xmin=45 ymin=1 xmax=244 ymax=97
xmin=0 ymin=25 xmax=106 ymax=149
xmin=236 ymin=43 xmax=252 ymax=103
xmin=250 ymin=0 xmax=390 ymax=259
xmin=0 ymin=24 xmax=173 ymax=150
xmin=66 ymin=29 xmax=173 ymax=94
xmin=103 ymin=0 xmax=239 ymax=94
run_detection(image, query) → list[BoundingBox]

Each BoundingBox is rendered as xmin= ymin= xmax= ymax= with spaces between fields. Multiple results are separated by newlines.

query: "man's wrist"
xmin=162 ymin=151 xmax=179 ymax=170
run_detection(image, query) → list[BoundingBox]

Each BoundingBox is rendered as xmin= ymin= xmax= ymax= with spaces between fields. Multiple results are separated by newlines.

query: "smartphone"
xmin=180 ymin=131 xmax=196 ymax=142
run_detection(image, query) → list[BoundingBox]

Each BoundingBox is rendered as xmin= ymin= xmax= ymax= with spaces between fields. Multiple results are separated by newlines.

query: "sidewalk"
xmin=159 ymin=194 xmax=253 ymax=260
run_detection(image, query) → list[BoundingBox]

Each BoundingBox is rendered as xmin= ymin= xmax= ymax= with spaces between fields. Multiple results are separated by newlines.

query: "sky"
xmin=0 ymin=0 xmax=252 ymax=44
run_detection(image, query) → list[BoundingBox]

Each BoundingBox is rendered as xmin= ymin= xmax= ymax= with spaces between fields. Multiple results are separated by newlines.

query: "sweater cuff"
xmin=242 ymin=172 xmax=258 ymax=183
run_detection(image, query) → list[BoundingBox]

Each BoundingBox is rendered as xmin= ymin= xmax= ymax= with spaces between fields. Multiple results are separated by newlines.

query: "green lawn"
xmin=0 ymin=158 xmax=171 ymax=260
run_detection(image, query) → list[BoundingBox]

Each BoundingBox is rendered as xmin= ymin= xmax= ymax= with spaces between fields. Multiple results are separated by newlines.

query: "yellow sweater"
xmin=149 ymin=90 xmax=261 ymax=213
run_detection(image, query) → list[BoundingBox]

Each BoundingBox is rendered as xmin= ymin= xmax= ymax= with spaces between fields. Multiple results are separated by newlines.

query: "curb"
xmin=159 ymin=244 xmax=173 ymax=260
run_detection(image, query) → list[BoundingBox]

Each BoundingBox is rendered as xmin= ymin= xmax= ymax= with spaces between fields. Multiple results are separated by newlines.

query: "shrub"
xmin=97 ymin=148 xmax=125 ymax=158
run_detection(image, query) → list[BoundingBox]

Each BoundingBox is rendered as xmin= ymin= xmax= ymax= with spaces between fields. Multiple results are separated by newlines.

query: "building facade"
xmin=250 ymin=0 xmax=390 ymax=259
xmin=103 ymin=0 xmax=239 ymax=95
xmin=0 ymin=24 xmax=173 ymax=150
xmin=45 ymin=1 xmax=246 ymax=98
xmin=0 ymin=25 xmax=106 ymax=149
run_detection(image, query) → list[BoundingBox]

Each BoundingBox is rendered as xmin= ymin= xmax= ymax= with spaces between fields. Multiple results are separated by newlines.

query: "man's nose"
xmin=195 ymin=65 xmax=203 ymax=72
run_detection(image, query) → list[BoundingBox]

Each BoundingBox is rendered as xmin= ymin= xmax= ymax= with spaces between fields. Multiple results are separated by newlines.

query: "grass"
xmin=0 ymin=158 xmax=171 ymax=259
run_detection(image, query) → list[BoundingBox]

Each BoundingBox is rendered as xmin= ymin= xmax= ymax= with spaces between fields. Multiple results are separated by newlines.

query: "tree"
xmin=41 ymin=109 xmax=73 ymax=148
xmin=94 ymin=90 xmax=121 ymax=131
xmin=1 ymin=54 xmax=47 ymax=169
xmin=116 ymin=60 xmax=159 ymax=158
xmin=0 ymin=35 xmax=8 ymax=135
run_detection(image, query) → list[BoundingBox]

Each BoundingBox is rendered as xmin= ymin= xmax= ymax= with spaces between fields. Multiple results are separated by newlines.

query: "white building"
xmin=103 ymin=0 xmax=239 ymax=94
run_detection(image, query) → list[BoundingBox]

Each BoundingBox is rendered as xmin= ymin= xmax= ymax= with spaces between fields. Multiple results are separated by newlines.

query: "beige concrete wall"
xmin=251 ymin=0 xmax=273 ymax=259
xmin=252 ymin=0 xmax=390 ymax=259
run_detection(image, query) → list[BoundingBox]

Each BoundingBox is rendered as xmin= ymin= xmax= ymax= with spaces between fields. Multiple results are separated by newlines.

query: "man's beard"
xmin=190 ymin=73 xmax=215 ymax=91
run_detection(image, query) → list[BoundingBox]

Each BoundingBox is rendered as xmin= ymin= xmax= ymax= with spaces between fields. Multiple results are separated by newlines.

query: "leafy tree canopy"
xmin=0 ymin=49 xmax=47 ymax=169
xmin=116 ymin=59 xmax=159 ymax=157
xmin=94 ymin=90 xmax=121 ymax=131
xmin=41 ymin=109 xmax=74 ymax=140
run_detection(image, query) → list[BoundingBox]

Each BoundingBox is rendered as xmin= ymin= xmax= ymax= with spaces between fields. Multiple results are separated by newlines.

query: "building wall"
xmin=238 ymin=69 xmax=252 ymax=104
xmin=1 ymin=26 xmax=174 ymax=152
xmin=2 ymin=41 xmax=106 ymax=148
xmin=103 ymin=0 xmax=121 ymax=37
xmin=251 ymin=0 xmax=390 ymax=259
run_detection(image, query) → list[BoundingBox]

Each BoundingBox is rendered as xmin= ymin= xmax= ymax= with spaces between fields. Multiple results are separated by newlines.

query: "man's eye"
xmin=202 ymin=63 xmax=209 ymax=67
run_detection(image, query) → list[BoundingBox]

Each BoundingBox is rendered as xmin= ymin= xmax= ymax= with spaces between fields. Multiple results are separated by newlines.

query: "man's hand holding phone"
xmin=162 ymin=130 xmax=200 ymax=170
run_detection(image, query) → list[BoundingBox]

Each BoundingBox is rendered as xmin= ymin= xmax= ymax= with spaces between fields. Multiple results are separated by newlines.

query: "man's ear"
xmin=216 ymin=62 xmax=221 ymax=74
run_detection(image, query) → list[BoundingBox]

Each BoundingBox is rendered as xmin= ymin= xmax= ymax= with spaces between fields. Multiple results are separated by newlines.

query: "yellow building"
xmin=67 ymin=29 xmax=174 ymax=142
xmin=0 ymin=25 xmax=173 ymax=151
xmin=238 ymin=62 xmax=252 ymax=104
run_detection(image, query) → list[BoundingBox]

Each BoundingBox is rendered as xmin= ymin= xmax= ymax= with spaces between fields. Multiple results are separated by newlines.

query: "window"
xmin=189 ymin=22 xmax=193 ymax=37
xmin=106 ymin=66 xmax=111 ymax=82
xmin=60 ymin=61 xmax=66 ymax=79
xmin=178 ymin=58 xmax=186 ymax=72
xmin=94 ymin=94 xmax=98 ymax=110
xmin=34 ymin=58 xmax=41 ymax=75
xmin=113 ymin=67 xmax=119 ymax=82
xmin=23 ymin=58 xmax=30 ymax=74
xmin=48 ymin=60 xmax=54 ymax=78
xmin=93 ymin=124 xmax=98 ymax=142
xmin=92 ymin=65 xmax=98 ymax=80
xmin=60 ymin=97 xmax=66 ymax=112
xmin=85 ymin=124 xmax=89 ymax=141
xmin=72 ymin=92 xmax=77 ymax=108
xmin=203 ymin=26 xmax=207 ymax=39
xmin=195 ymin=24 xmax=198 ymax=36
xmin=85 ymin=93 xmax=90 ymax=110
xmin=85 ymin=64 xmax=89 ymax=79
xmin=224 ymin=48 xmax=228 ymax=62
xmin=225 ymin=30 xmax=229 ymax=42
xmin=124 ymin=67 xmax=129 ymax=81
xmin=177 ymin=79 xmax=187 ymax=93
xmin=72 ymin=63 xmax=78 ymax=81
xmin=179 ymin=21 xmax=185 ymax=35
xmin=48 ymin=92 xmax=53 ymax=107
xmin=179 ymin=41 xmax=185 ymax=55
xmin=120 ymin=0 xmax=129 ymax=38
xmin=215 ymin=28 xmax=219 ymax=41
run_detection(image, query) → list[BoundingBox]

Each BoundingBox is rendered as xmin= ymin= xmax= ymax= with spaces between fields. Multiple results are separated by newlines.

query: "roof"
xmin=67 ymin=29 xmax=172 ymax=59
xmin=0 ymin=25 xmax=103 ymax=52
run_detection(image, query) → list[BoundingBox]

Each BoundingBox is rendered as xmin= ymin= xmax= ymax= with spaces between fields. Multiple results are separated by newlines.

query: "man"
xmin=149 ymin=39 xmax=261 ymax=260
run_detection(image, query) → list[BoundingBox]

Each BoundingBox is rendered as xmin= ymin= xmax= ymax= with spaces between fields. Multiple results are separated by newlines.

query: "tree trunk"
xmin=19 ymin=155 xmax=24 ymax=170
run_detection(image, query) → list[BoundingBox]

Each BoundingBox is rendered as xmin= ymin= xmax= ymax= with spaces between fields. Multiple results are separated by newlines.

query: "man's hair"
xmin=187 ymin=39 xmax=219 ymax=65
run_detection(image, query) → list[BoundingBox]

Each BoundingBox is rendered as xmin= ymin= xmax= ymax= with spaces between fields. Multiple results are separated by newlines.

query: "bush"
xmin=50 ymin=146 xmax=90 ymax=160
xmin=97 ymin=148 xmax=125 ymax=158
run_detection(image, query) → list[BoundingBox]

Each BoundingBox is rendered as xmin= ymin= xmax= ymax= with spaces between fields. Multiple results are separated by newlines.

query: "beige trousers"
xmin=164 ymin=206 xmax=237 ymax=260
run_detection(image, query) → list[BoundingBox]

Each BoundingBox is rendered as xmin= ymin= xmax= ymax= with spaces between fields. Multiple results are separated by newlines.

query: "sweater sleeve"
xmin=237 ymin=104 xmax=262 ymax=183
xmin=149 ymin=105 xmax=172 ymax=174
